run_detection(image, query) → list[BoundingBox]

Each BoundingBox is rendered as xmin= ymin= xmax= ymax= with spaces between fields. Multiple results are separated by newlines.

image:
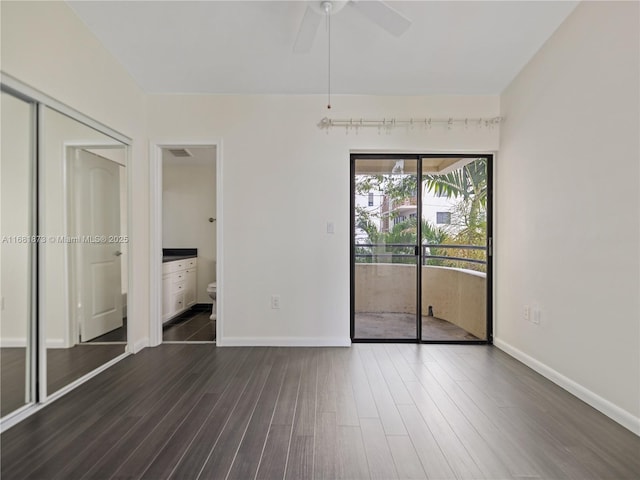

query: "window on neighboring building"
xmin=436 ymin=212 xmax=451 ymax=224
xmin=368 ymin=192 xmax=374 ymax=206
xmin=394 ymin=215 xmax=406 ymax=225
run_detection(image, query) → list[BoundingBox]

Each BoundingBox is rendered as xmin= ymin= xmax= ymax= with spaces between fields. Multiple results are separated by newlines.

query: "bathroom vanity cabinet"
xmin=162 ymin=257 xmax=197 ymax=323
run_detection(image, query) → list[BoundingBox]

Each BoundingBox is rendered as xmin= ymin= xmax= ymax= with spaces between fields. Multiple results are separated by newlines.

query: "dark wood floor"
xmin=355 ymin=313 xmax=479 ymax=340
xmin=0 ymin=348 xmax=28 ymax=417
xmin=2 ymin=344 xmax=639 ymax=479
xmin=46 ymin=344 xmax=125 ymax=395
xmin=163 ymin=310 xmax=215 ymax=342
xmin=1 ymin=344 xmax=125 ymax=417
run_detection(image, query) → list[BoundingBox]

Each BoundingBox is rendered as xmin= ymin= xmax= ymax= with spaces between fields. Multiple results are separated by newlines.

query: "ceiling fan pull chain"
xmin=327 ymin=3 xmax=332 ymax=110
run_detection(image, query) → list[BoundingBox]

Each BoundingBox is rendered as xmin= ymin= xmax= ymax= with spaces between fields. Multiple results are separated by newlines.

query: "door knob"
xmin=114 ymin=251 xmax=122 ymax=256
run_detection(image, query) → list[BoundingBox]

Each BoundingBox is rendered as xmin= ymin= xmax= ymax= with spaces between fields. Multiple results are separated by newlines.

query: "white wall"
xmin=1 ymin=0 xmax=149 ymax=350
xmin=148 ymin=94 xmax=500 ymax=345
xmin=163 ymin=150 xmax=217 ymax=304
xmin=497 ymin=1 xmax=640 ymax=433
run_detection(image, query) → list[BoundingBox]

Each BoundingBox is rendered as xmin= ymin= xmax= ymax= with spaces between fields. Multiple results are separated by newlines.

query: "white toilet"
xmin=207 ymin=282 xmax=217 ymax=320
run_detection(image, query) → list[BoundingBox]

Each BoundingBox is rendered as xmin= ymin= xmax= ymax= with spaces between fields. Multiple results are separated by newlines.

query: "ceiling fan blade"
xmin=350 ymin=0 xmax=412 ymax=36
xmin=293 ymin=6 xmax=322 ymax=53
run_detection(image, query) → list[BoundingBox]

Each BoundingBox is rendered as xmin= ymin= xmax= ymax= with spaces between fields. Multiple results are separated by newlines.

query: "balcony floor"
xmin=354 ymin=312 xmax=480 ymax=341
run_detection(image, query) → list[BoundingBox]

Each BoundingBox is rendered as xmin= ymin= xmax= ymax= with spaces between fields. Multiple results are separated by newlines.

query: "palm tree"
xmin=380 ymin=217 xmax=449 ymax=265
xmin=419 ymin=219 xmax=449 ymax=267
xmin=420 ymin=218 xmax=448 ymax=245
xmin=423 ymin=159 xmax=488 ymax=271
xmin=423 ymin=159 xmax=486 ymax=236
xmin=423 ymin=159 xmax=487 ymax=205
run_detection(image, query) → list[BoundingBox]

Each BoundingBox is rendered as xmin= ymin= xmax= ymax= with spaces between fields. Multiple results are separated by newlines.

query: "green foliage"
xmin=382 ymin=218 xmax=422 ymax=264
xmin=355 ymin=174 xmax=417 ymax=202
xmin=356 ymin=217 xmax=450 ymax=265
xmin=421 ymin=219 xmax=450 ymax=267
xmin=422 ymin=159 xmax=488 ymax=272
xmin=421 ymin=219 xmax=448 ymax=245
xmin=423 ymin=159 xmax=487 ymax=209
xmin=355 ymin=206 xmax=382 ymax=243
xmin=355 ymin=158 xmax=488 ymax=272
xmin=355 ymin=174 xmax=417 ymax=222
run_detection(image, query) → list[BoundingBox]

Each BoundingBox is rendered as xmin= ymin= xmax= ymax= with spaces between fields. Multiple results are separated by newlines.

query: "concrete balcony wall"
xmin=355 ymin=264 xmax=486 ymax=338
xmin=355 ymin=263 xmax=417 ymax=315
xmin=422 ymin=266 xmax=486 ymax=339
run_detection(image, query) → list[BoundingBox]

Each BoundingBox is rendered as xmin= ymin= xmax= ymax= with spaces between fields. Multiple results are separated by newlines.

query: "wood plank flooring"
xmin=2 ymin=344 xmax=639 ymax=479
xmin=163 ymin=310 xmax=215 ymax=342
xmin=46 ymin=344 xmax=126 ymax=395
xmin=1 ymin=344 xmax=125 ymax=417
xmin=0 ymin=348 xmax=28 ymax=417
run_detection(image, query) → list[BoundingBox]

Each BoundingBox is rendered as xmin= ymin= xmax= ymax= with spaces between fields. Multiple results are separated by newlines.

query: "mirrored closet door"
xmin=0 ymin=83 xmax=130 ymax=423
xmin=41 ymin=107 xmax=128 ymax=398
xmin=0 ymin=91 xmax=36 ymax=417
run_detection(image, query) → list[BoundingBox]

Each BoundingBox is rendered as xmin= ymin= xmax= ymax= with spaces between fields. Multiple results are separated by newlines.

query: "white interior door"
xmin=73 ymin=149 xmax=123 ymax=342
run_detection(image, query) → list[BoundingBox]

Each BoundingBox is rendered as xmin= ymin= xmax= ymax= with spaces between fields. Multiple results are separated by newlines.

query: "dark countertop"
xmin=162 ymin=248 xmax=197 ymax=263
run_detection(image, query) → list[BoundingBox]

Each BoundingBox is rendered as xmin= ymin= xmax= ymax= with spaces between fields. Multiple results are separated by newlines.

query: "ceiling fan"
xmin=293 ymin=0 xmax=412 ymax=53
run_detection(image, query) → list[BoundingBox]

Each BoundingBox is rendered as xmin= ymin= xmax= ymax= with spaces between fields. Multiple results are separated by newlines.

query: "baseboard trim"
xmin=131 ymin=337 xmax=149 ymax=354
xmin=219 ymin=337 xmax=351 ymax=347
xmin=1 ymin=403 xmax=43 ymax=433
xmin=494 ymin=337 xmax=640 ymax=436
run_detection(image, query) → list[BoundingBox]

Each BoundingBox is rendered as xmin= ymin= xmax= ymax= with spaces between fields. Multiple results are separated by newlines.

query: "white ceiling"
xmin=67 ymin=0 xmax=578 ymax=95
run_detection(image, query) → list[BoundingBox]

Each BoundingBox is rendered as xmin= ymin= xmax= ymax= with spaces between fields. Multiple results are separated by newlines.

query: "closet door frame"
xmin=0 ymin=74 xmax=133 ymax=432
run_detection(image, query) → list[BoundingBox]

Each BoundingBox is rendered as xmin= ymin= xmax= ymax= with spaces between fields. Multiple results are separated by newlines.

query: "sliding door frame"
xmin=350 ymin=153 xmax=493 ymax=345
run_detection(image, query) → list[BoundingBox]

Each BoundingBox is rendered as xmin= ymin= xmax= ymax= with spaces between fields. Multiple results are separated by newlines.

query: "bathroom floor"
xmin=163 ymin=308 xmax=215 ymax=342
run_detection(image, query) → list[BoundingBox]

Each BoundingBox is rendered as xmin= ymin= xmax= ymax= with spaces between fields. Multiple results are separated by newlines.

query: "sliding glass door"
xmin=419 ymin=156 xmax=490 ymax=342
xmin=351 ymin=154 xmax=492 ymax=343
xmin=352 ymin=157 xmax=419 ymax=340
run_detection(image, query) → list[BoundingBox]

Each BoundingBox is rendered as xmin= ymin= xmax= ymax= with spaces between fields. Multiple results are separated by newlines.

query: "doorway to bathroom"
xmin=159 ymin=146 xmax=217 ymax=343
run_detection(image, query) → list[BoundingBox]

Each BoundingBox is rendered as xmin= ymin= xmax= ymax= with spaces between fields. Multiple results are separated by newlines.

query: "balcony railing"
xmin=354 ymin=243 xmax=486 ymax=267
xmin=353 ymin=249 xmax=487 ymax=338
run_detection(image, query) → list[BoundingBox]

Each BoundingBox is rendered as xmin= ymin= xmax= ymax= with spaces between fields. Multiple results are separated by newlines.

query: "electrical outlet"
xmin=326 ymin=222 xmax=335 ymax=234
xmin=523 ymin=304 xmax=530 ymax=322
xmin=271 ymin=295 xmax=281 ymax=309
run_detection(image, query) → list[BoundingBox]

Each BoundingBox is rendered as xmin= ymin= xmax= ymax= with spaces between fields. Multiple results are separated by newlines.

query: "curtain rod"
xmin=318 ymin=116 xmax=502 ymax=130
